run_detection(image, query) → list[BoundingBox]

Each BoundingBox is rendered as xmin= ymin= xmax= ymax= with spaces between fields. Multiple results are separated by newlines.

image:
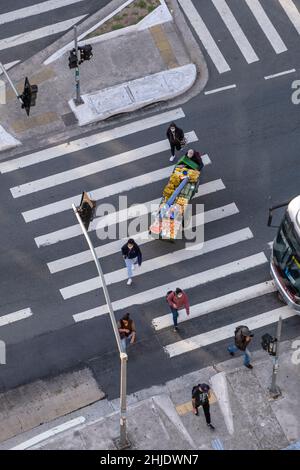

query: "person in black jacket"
xmin=121 ymin=238 xmax=142 ymax=285
xmin=185 ymin=149 xmax=204 ymax=170
xmin=166 ymin=122 xmax=185 ymax=162
xmin=192 ymin=383 xmax=215 ymax=430
xmin=227 ymin=325 xmax=254 ymax=369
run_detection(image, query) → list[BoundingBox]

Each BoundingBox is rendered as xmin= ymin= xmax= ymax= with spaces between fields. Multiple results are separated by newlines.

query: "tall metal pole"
xmin=0 ymin=62 xmax=23 ymax=105
xmin=73 ymin=26 xmax=83 ymax=106
xmin=72 ymin=204 xmax=130 ymax=448
xmin=269 ymin=316 xmax=282 ymax=399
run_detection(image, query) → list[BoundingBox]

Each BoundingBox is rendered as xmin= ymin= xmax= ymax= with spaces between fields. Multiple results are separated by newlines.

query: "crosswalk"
xmin=0 ymin=0 xmax=101 ymax=68
xmin=1 ymin=106 xmax=299 ymax=362
xmin=178 ymin=0 xmax=300 ymax=74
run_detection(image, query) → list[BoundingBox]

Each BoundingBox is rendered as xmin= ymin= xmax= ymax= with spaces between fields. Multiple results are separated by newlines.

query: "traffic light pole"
xmin=74 ymin=26 xmax=83 ymax=106
xmin=0 ymin=62 xmax=23 ymax=105
xmin=269 ymin=316 xmax=282 ymax=399
xmin=72 ymin=204 xmax=130 ymax=449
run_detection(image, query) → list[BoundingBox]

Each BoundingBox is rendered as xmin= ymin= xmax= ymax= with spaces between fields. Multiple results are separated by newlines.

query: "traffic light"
xmin=68 ymin=48 xmax=78 ymax=69
xmin=79 ymin=45 xmax=93 ymax=64
xmin=261 ymin=333 xmax=277 ymax=356
xmin=20 ymin=77 xmax=38 ymax=116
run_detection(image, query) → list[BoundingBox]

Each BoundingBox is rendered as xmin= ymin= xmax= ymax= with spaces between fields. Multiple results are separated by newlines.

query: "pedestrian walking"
xmin=185 ymin=148 xmax=204 ymax=170
xmin=192 ymin=383 xmax=215 ymax=430
xmin=121 ymin=238 xmax=142 ymax=285
xmin=77 ymin=192 xmax=96 ymax=230
xmin=118 ymin=313 xmax=136 ymax=352
xmin=166 ymin=288 xmax=190 ymax=331
xmin=166 ymin=122 xmax=185 ymax=162
xmin=227 ymin=325 xmax=254 ymax=369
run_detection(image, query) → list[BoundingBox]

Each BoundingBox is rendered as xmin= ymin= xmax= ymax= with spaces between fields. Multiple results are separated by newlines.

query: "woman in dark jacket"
xmin=121 ymin=238 xmax=142 ymax=285
xmin=166 ymin=122 xmax=185 ymax=162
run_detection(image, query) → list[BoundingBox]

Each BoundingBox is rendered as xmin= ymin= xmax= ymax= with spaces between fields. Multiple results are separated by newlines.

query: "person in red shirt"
xmin=167 ymin=288 xmax=190 ymax=332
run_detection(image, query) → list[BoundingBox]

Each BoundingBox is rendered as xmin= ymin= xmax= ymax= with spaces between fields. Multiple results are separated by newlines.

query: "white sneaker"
xmin=127 ymin=278 xmax=132 ymax=285
xmin=169 ymin=155 xmax=175 ymax=162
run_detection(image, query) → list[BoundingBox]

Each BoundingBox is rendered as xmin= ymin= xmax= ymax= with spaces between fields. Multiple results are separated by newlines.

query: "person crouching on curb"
xmin=121 ymin=238 xmax=142 ymax=286
xmin=192 ymin=383 xmax=215 ymax=430
xmin=118 ymin=313 xmax=136 ymax=352
xmin=166 ymin=288 xmax=190 ymax=332
xmin=227 ymin=325 xmax=254 ymax=369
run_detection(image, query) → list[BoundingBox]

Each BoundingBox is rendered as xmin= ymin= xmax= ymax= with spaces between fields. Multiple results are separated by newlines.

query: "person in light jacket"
xmin=166 ymin=288 xmax=190 ymax=331
xmin=121 ymin=238 xmax=142 ymax=285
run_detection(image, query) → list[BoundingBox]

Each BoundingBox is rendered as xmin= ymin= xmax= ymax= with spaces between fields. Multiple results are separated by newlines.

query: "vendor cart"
xmin=149 ymin=155 xmax=202 ymax=241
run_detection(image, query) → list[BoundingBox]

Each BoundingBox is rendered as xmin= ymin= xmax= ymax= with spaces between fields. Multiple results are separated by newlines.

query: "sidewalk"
xmin=0 ymin=0 xmax=208 ymax=155
xmin=1 ymin=337 xmax=299 ymax=450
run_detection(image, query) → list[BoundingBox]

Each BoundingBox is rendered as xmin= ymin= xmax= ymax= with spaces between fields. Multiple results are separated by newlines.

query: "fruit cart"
xmin=149 ymin=156 xmax=202 ymax=241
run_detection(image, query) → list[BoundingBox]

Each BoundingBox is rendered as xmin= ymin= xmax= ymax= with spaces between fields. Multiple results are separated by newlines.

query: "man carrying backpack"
xmin=227 ymin=325 xmax=254 ymax=369
xmin=192 ymin=383 xmax=215 ymax=430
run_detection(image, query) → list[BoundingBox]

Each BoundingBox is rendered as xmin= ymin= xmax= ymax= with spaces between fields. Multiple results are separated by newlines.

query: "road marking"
xmin=264 ymin=69 xmax=296 ymax=80
xmin=0 ymin=108 xmax=185 ymax=174
xmin=48 ymin=203 xmax=238 ymax=273
xmin=204 ymin=84 xmax=236 ymax=95
xmin=0 ymin=0 xmax=85 ymax=25
xmin=0 ymin=61 xmax=20 ymax=74
xmin=0 ymin=308 xmax=33 ymax=327
xmin=73 ymin=252 xmax=268 ymax=322
xmin=10 ymin=131 xmax=198 ymax=198
xmin=35 ymin=168 xmax=219 ymax=248
xmin=25 ymin=155 xmax=212 ymax=224
xmin=152 ymin=280 xmax=276 ymax=330
xmin=0 ymin=16 xmax=86 ymax=52
xmin=278 ymin=0 xmax=300 ymax=35
xmin=10 ymin=416 xmax=85 ymax=450
xmin=178 ymin=0 xmax=230 ymax=73
xmin=212 ymin=0 xmax=259 ymax=63
xmin=164 ymin=306 xmax=295 ymax=357
xmin=61 ymin=228 xmax=253 ymax=299
xmin=245 ymin=0 xmax=287 ymax=54
xmin=176 ymin=393 xmax=217 ymax=415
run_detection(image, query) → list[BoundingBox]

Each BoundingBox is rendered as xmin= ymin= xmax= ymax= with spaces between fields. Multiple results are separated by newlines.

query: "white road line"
xmin=0 ymin=308 xmax=32 ymax=327
xmin=264 ymin=69 xmax=296 ymax=80
xmin=10 ymin=416 xmax=85 ymax=450
xmin=24 ymin=155 xmax=212 ymax=223
xmin=10 ymin=131 xmax=198 ymax=198
xmin=48 ymin=203 xmax=239 ymax=273
xmin=0 ymin=61 xmax=20 ymax=74
xmin=73 ymin=252 xmax=268 ymax=322
xmin=178 ymin=0 xmax=230 ymax=74
xmin=0 ymin=16 xmax=86 ymax=52
xmin=165 ymin=306 xmax=295 ymax=357
xmin=61 ymin=228 xmax=253 ymax=299
xmin=212 ymin=0 xmax=259 ymax=63
xmin=204 ymin=84 xmax=236 ymax=95
xmin=153 ymin=280 xmax=276 ymax=330
xmin=279 ymin=0 xmax=300 ymax=35
xmin=268 ymin=241 xmax=273 ymax=248
xmin=0 ymin=108 xmax=184 ymax=174
xmin=245 ymin=0 xmax=287 ymax=54
xmin=0 ymin=0 xmax=85 ymax=25
xmin=36 ymin=177 xmax=223 ymax=248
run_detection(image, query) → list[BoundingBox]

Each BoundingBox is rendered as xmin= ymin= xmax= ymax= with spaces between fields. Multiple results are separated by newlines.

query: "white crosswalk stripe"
xmin=47 ymin=203 xmax=239 ymax=273
xmin=73 ymin=253 xmax=268 ymax=322
xmin=0 ymin=308 xmax=33 ymax=327
xmin=0 ymin=108 xmax=185 ymax=174
xmin=211 ymin=0 xmax=259 ymax=63
xmin=10 ymin=131 xmax=198 ymax=198
xmin=279 ymin=0 xmax=300 ymax=35
xmin=164 ymin=306 xmax=295 ymax=358
xmin=35 ymin=176 xmax=222 ymax=247
xmin=0 ymin=16 xmax=87 ymax=52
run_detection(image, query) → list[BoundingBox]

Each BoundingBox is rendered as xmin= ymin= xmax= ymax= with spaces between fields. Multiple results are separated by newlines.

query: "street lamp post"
xmin=269 ymin=316 xmax=282 ymax=399
xmin=72 ymin=204 xmax=130 ymax=449
xmin=73 ymin=26 xmax=83 ymax=106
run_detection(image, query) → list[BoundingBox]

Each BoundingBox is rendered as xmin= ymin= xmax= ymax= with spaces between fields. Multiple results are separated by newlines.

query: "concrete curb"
xmin=0 ymin=125 xmax=21 ymax=152
xmin=69 ymin=64 xmax=196 ymax=125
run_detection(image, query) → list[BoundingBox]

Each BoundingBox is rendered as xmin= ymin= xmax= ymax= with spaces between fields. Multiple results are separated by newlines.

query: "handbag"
xmin=180 ymin=136 xmax=188 ymax=149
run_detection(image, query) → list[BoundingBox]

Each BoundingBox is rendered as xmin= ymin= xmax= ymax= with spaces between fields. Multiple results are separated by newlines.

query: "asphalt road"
xmin=0 ymin=0 xmax=300 ymax=399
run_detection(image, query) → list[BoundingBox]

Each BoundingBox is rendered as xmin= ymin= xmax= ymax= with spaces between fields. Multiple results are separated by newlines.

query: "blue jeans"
xmin=125 ymin=257 xmax=137 ymax=278
xmin=170 ymin=307 xmax=179 ymax=327
xmin=121 ymin=333 xmax=134 ymax=352
xmin=227 ymin=344 xmax=251 ymax=366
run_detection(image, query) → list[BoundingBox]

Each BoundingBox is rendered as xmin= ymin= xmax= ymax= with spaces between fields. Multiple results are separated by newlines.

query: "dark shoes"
xmin=207 ymin=423 xmax=215 ymax=430
xmin=245 ymin=364 xmax=253 ymax=369
xmin=173 ymin=326 xmax=178 ymax=332
xmin=229 ymin=351 xmax=235 ymax=357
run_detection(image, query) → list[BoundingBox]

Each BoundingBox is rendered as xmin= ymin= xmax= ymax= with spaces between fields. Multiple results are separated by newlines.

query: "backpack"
xmin=166 ymin=290 xmax=173 ymax=302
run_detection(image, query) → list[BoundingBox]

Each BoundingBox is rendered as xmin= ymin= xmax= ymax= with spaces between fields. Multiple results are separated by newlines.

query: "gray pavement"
xmin=1 ymin=337 xmax=299 ymax=450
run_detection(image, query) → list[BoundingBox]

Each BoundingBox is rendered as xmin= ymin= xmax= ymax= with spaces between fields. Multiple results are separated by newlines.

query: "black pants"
xmin=170 ymin=141 xmax=181 ymax=156
xmin=196 ymin=402 xmax=211 ymax=424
